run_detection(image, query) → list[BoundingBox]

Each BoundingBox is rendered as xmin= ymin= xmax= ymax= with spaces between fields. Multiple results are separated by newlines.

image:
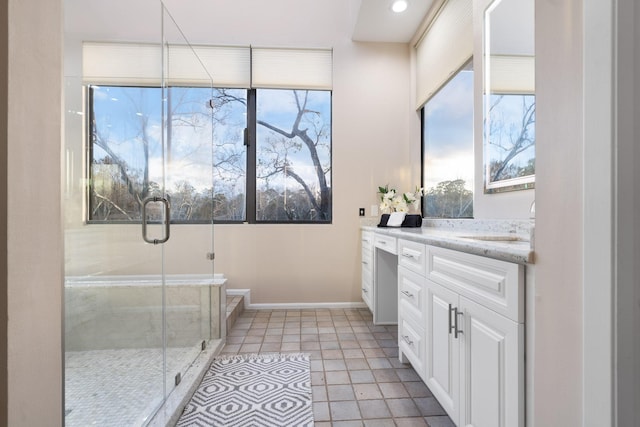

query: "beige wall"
xmin=534 ymin=0 xmax=584 ymax=425
xmin=6 ymin=0 xmax=63 ymax=425
xmin=0 ymin=1 xmax=8 ymax=423
xmin=215 ymin=40 xmax=412 ymax=304
xmin=64 ymin=1 xmax=413 ymax=305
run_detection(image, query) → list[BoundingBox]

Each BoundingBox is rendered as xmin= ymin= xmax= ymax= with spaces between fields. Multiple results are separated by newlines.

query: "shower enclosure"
xmin=63 ymin=2 xmax=224 ymax=425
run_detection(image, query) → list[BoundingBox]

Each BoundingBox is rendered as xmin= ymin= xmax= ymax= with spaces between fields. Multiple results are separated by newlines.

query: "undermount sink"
xmin=458 ymin=235 xmax=525 ymax=242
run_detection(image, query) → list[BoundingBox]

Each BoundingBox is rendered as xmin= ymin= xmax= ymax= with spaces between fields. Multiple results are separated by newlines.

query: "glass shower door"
xmin=159 ymin=3 xmax=219 ymax=401
xmin=64 ymin=83 xmax=170 ymax=426
xmin=63 ymin=2 xmax=218 ymax=426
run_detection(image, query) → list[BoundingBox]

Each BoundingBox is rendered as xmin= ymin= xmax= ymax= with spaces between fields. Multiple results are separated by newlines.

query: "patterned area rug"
xmin=177 ymin=353 xmax=313 ymax=427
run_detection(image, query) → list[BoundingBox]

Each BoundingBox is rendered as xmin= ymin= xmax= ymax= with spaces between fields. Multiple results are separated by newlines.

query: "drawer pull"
xmin=401 ymin=290 xmax=414 ymax=298
xmin=378 ymin=240 xmax=387 ymax=245
xmin=402 ymin=335 xmax=414 ymax=346
xmin=362 ymin=288 xmax=368 ymax=293
xmin=362 ymin=260 xmax=369 ymax=265
xmin=402 ymin=253 xmax=416 ymax=259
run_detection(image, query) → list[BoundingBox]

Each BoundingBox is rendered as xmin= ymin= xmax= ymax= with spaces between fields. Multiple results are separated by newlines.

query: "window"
xmin=88 ymin=85 xmax=331 ymax=224
xmin=255 ymin=89 xmax=332 ymax=222
xmin=421 ymin=62 xmax=474 ymax=218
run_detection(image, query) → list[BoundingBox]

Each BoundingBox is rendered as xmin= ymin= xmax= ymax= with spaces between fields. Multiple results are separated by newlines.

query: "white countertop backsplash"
xmin=361 ymin=217 xmax=535 ymax=264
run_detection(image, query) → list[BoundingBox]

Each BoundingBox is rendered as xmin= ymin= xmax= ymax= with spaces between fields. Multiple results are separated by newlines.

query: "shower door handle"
xmin=142 ymin=196 xmax=171 ymax=245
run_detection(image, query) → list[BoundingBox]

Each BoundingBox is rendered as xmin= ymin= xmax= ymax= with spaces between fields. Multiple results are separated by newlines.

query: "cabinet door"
xmin=425 ymin=279 xmax=460 ymax=425
xmin=459 ymin=296 xmax=524 ymax=427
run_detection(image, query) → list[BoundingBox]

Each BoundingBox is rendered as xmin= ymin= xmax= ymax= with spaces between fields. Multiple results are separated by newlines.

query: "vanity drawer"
xmin=426 ymin=245 xmax=524 ymax=323
xmin=374 ymin=235 xmax=397 ymax=255
xmin=362 ymin=231 xmax=373 ymax=271
xmin=398 ymin=266 xmax=424 ymax=323
xmin=362 ymin=285 xmax=373 ymax=309
xmin=361 ymin=231 xmax=373 ymax=253
xmin=362 ymin=249 xmax=373 ymax=272
xmin=398 ymin=318 xmax=425 ymax=374
xmin=398 ymin=239 xmax=427 ymax=276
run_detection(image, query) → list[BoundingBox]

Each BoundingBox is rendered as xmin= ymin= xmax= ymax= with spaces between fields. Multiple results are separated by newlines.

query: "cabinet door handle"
xmin=448 ymin=304 xmax=455 ymax=335
xmin=453 ymin=307 xmax=463 ymax=339
xmin=402 ymin=335 xmax=413 ymax=346
xmin=401 ymin=290 xmax=414 ymax=298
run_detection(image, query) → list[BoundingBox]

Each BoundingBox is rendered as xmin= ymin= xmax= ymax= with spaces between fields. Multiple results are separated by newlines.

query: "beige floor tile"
xmin=214 ymin=308 xmax=453 ymax=426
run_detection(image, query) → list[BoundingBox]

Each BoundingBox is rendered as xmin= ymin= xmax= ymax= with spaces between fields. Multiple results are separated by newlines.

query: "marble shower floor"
xmin=65 ymin=346 xmax=200 ymax=427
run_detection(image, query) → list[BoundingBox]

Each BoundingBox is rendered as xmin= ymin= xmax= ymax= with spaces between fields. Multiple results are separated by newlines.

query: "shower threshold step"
xmin=226 ymin=292 xmax=245 ymax=331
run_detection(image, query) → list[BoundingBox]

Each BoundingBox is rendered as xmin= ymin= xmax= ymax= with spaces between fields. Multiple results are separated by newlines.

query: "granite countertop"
xmin=362 ymin=218 xmax=535 ymax=265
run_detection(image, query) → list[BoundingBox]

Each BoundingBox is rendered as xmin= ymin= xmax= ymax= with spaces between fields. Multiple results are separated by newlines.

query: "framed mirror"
xmin=483 ymin=0 xmax=535 ymax=193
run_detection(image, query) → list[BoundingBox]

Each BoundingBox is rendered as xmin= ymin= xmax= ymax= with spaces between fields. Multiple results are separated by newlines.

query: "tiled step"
xmin=226 ymin=293 xmax=244 ymax=332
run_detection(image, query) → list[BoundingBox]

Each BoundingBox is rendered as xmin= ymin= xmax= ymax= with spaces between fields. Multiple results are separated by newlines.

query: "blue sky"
xmin=92 ymin=86 xmax=331 ymax=197
xmin=423 ymin=70 xmax=474 ymax=191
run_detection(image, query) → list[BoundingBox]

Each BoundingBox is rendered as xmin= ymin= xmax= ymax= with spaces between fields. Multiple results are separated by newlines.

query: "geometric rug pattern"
xmin=176 ymin=353 xmax=313 ymax=427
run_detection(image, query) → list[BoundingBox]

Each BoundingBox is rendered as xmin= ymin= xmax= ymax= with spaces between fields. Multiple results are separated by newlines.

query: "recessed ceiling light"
xmin=391 ymin=0 xmax=408 ymax=13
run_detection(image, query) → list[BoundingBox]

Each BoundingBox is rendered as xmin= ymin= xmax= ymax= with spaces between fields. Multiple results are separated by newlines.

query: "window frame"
xmin=251 ymin=88 xmax=333 ymax=225
xmin=420 ymin=61 xmax=475 ymax=219
xmin=86 ymin=85 xmax=332 ymax=225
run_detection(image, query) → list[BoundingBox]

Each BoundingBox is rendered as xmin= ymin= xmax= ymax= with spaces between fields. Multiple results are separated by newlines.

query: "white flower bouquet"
xmin=377 ymin=185 xmax=425 ymax=214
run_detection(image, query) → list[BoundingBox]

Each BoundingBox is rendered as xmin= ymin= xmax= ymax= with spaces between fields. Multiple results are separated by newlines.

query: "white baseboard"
xmin=247 ymin=302 xmax=368 ymax=310
xmin=225 ymin=289 xmax=368 ymax=311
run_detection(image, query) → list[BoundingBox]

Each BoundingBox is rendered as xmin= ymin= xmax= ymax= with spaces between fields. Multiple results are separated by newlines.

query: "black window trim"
xmin=86 ymin=85 xmax=333 ymax=225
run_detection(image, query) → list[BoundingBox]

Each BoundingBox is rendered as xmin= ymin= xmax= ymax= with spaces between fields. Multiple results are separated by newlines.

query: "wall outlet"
xmin=359 ymin=208 xmax=365 ymax=217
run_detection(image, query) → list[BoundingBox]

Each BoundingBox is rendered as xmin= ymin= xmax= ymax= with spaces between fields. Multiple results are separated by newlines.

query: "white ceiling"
xmin=351 ymin=0 xmax=434 ymax=43
xmin=65 ymin=0 xmax=432 ymax=45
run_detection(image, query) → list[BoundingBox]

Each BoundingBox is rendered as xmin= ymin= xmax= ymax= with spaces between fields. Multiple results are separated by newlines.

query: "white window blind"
xmin=251 ymin=47 xmax=333 ymax=90
xmin=83 ymin=42 xmax=332 ymax=90
xmin=83 ymin=42 xmax=251 ymax=87
xmin=489 ymin=55 xmax=534 ymax=94
xmin=83 ymin=42 xmax=161 ymax=85
xmin=415 ymin=0 xmax=473 ymax=108
xmin=167 ymin=45 xmax=251 ymax=87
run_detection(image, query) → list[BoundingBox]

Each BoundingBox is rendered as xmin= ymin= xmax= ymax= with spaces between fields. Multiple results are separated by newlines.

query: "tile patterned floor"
xmin=220 ymin=308 xmax=455 ymax=427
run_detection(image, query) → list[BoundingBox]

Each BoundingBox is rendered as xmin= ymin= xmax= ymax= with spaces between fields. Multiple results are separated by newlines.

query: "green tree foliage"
xmin=425 ymin=179 xmax=473 ymax=218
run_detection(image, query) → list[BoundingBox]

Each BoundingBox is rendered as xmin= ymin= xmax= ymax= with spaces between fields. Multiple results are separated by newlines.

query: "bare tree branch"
xmin=257 ymin=90 xmax=331 ymax=219
xmin=92 ymin=190 xmax=133 ymax=220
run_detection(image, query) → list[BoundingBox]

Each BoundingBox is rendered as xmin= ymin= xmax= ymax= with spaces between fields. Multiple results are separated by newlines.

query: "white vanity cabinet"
xmin=425 ymin=244 xmax=525 ymax=427
xmin=362 ymin=227 xmax=530 ymax=427
xmin=398 ymin=266 xmax=427 ymax=378
xmin=361 ymin=230 xmax=374 ymax=311
xmin=397 ymin=239 xmax=428 ymax=379
xmin=361 ymin=229 xmax=400 ymax=325
xmin=373 ymin=234 xmax=398 ymax=324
